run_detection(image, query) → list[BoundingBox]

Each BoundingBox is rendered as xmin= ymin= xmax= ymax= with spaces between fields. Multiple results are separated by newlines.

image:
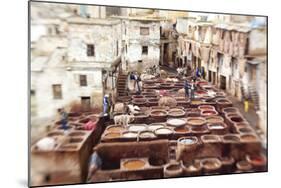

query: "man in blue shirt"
xmin=184 ymin=80 xmax=190 ymax=98
xmin=58 ymin=108 xmax=68 ymax=131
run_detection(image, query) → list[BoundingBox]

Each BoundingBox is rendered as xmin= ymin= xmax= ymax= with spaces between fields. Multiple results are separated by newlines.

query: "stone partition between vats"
xmin=31 ymin=118 xmax=103 ymax=186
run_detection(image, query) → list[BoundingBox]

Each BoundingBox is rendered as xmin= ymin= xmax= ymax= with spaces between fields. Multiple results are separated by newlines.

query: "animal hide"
xmin=158 ymin=96 xmax=177 ymax=107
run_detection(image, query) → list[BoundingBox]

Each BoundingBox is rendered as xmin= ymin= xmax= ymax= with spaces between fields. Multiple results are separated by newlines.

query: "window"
xmin=142 ymin=46 xmax=148 ymax=55
xmin=87 ymin=44 xmax=95 ymax=56
xmin=52 ymin=84 xmax=62 ymax=99
xmin=30 ymin=90 xmax=35 ymax=96
xmin=79 ymin=75 xmax=87 ymax=86
xmin=140 ymin=27 xmax=149 ymax=35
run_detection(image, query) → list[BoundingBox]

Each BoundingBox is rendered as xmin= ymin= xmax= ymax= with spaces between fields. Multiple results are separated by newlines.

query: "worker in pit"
xmin=201 ymin=67 xmax=206 ymax=80
xmin=190 ymin=80 xmax=196 ymax=100
xmin=184 ymin=80 xmax=191 ymax=98
xmin=103 ymin=94 xmax=111 ymax=116
xmin=87 ymin=149 xmax=102 ymax=182
xmin=58 ymin=108 xmax=69 ymax=132
xmin=135 ymin=73 xmax=141 ymax=95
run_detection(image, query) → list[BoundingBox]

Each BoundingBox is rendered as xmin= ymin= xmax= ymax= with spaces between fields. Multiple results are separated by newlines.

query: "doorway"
xmin=220 ymin=75 xmax=226 ymax=90
xmin=208 ymin=71 xmax=212 ymax=82
xmin=212 ymin=72 xmax=216 ymax=85
xmin=81 ymin=96 xmax=91 ymax=112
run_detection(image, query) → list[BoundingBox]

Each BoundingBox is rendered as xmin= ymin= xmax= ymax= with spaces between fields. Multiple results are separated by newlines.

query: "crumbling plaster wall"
xmin=125 ymin=20 xmax=160 ymax=71
xmin=67 ymin=23 xmax=121 ymax=63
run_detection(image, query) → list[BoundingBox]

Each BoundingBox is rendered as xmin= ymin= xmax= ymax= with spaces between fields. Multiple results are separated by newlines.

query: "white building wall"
xmin=67 ymin=23 xmax=120 ymax=63
xmin=125 ymin=20 xmax=160 ymax=71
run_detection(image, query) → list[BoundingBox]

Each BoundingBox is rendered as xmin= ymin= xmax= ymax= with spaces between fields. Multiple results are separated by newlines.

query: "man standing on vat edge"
xmin=57 ymin=108 xmax=69 ymax=133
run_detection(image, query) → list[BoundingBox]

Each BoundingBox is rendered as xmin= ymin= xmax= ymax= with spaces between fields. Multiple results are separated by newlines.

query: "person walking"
xmin=103 ymin=94 xmax=110 ymax=116
xmin=58 ymin=108 xmax=68 ymax=132
xmin=184 ymin=80 xmax=190 ymax=98
xmin=196 ymin=67 xmax=201 ymax=78
xmin=201 ymin=67 xmax=206 ymax=79
xmin=135 ymin=73 xmax=141 ymax=94
xmin=190 ymin=81 xmax=195 ymax=100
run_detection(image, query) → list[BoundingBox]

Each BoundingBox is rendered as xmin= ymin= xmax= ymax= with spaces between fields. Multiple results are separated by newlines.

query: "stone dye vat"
xmin=31 ymin=130 xmax=96 ymax=186
xmin=91 ymin=140 xmax=169 ymax=182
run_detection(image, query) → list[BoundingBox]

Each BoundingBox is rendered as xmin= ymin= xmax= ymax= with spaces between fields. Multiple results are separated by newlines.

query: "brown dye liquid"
xmin=105 ymin=133 xmax=120 ymax=138
xmin=167 ymin=164 xmax=180 ymax=171
xmin=108 ymin=127 xmax=125 ymax=132
xmin=124 ymin=160 xmax=145 ymax=170
xmin=175 ymin=127 xmax=188 ymax=133
xmin=207 ymin=117 xmax=223 ymax=123
xmin=241 ymin=135 xmax=257 ymax=142
xmin=188 ymin=119 xmax=204 ymax=125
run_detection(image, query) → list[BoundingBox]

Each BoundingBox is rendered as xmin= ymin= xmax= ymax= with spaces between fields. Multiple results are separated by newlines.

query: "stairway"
xmin=117 ymin=73 xmax=128 ymax=97
xmin=241 ymin=82 xmax=260 ymax=110
xmin=168 ymin=140 xmax=177 ymax=162
xmin=249 ymin=85 xmax=260 ymax=110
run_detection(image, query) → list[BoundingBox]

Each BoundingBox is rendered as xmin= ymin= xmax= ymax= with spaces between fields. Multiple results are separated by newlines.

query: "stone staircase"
xmin=168 ymin=140 xmax=177 ymax=162
xmin=249 ymin=85 xmax=260 ymax=110
xmin=241 ymin=83 xmax=260 ymax=110
xmin=117 ymin=73 xmax=128 ymax=97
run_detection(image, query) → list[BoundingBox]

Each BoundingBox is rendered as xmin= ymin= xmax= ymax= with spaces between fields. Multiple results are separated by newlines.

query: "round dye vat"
xmin=198 ymin=105 xmax=215 ymax=111
xmin=208 ymin=123 xmax=225 ymax=130
xmin=223 ymin=134 xmax=240 ymax=142
xmin=201 ymin=135 xmax=220 ymax=142
xmin=150 ymin=110 xmax=167 ymax=117
xmin=178 ymin=137 xmax=197 ymax=145
xmin=238 ymin=127 xmax=253 ymax=134
xmin=201 ymin=110 xmax=217 ymax=116
xmin=240 ymin=134 xmax=258 ymax=142
xmin=206 ymin=116 xmax=224 ymax=124
xmin=222 ymin=107 xmax=238 ymax=114
xmin=147 ymin=124 xmax=165 ymax=131
xmin=167 ymin=118 xmax=187 ymax=127
xmin=166 ymin=164 xmax=181 ymax=171
xmin=128 ymin=125 xmax=147 ymax=132
xmin=155 ymin=127 xmax=173 ymax=135
xmin=201 ymin=158 xmax=221 ymax=170
xmin=174 ymin=126 xmax=189 ymax=133
xmin=246 ymin=154 xmax=267 ymax=166
xmin=123 ymin=160 xmax=146 ymax=170
xmin=186 ymin=117 xmax=206 ymax=126
xmin=122 ymin=131 xmax=138 ymax=138
xmin=168 ymin=109 xmax=186 ymax=117
xmin=139 ymin=131 xmax=155 ymax=138
xmin=230 ymin=116 xmax=244 ymax=123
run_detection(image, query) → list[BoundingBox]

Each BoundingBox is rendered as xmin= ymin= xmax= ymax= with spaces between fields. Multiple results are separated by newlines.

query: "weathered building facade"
xmin=31 ymin=16 xmax=122 ymax=119
xmin=176 ymin=15 xmax=267 ymax=133
xmin=121 ymin=17 xmax=161 ymax=72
